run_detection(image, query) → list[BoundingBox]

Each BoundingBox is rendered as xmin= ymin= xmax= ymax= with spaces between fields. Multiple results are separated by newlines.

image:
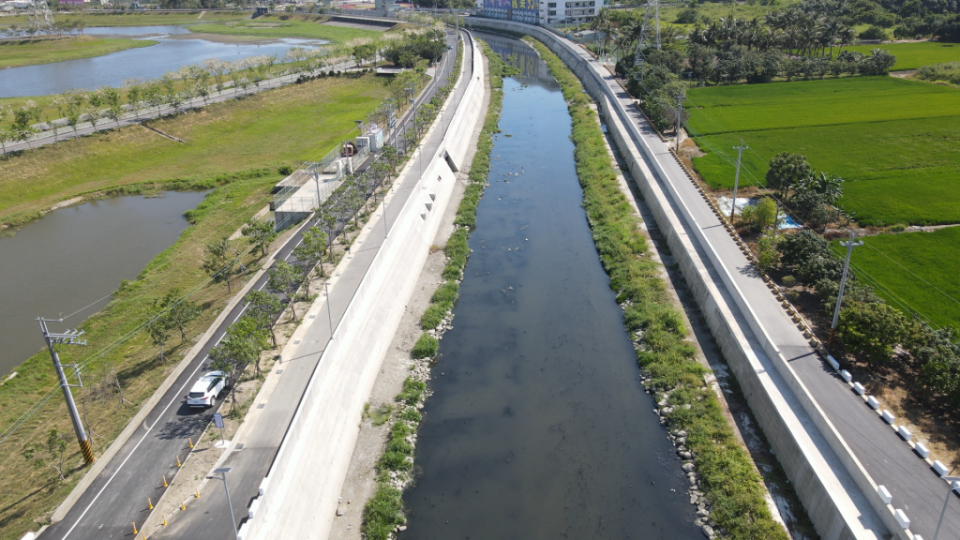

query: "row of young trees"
xmin=193 ymin=143 xmax=406 ymax=410
xmin=2 ymin=18 xmax=86 ymax=40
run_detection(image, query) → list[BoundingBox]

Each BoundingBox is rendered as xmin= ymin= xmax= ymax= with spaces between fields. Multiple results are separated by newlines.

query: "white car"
xmin=186 ymin=371 xmax=225 ymax=408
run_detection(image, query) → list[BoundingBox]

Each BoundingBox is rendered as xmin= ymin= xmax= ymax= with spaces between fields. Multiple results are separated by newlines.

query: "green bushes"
xmin=525 ymin=36 xmax=788 ymax=540
xmin=917 ymin=61 xmax=960 ymax=86
xmin=412 ymin=334 xmax=439 ymax=359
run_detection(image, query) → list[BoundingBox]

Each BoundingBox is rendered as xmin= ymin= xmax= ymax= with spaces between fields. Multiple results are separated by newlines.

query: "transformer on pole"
xmin=38 ymin=317 xmax=95 ymax=465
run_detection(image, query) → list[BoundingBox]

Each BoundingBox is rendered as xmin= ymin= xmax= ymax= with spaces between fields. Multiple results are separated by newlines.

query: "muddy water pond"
xmin=398 ymin=35 xmax=700 ymax=539
xmin=0 ymin=191 xmax=206 ymax=376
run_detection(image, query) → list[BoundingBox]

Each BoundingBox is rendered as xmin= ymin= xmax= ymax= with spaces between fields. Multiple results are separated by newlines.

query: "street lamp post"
xmin=933 ymin=476 xmax=960 ymax=540
xmin=323 ymin=282 xmax=334 ymax=339
xmin=213 ymin=467 xmax=239 ymax=540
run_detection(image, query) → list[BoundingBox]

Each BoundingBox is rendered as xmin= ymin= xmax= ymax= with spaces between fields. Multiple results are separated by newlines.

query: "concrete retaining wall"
xmin=466 ymin=19 xmax=899 ymax=540
xmin=242 ymin=34 xmax=485 ymax=540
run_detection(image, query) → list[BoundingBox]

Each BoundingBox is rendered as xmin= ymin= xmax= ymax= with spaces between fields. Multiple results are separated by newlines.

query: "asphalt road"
xmin=38 ymin=29 xmax=467 ymax=540
xmin=567 ymin=35 xmax=960 ymax=539
xmin=149 ymin=29 xmax=473 ymax=540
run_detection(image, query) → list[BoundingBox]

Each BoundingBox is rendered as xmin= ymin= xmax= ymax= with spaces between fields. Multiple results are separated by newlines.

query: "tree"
xmin=163 ymin=291 xmax=200 ymax=343
xmin=23 ymin=428 xmax=70 ymax=481
xmin=242 ymin=217 xmax=278 ymax=258
xmin=210 ymin=316 xmax=269 ymax=407
xmin=766 ymin=152 xmax=812 ymax=198
xmin=11 ymin=108 xmax=36 ymax=149
xmin=146 ymin=309 xmax=173 ymax=363
xmin=101 ymin=87 xmax=123 ymax=128
xmin=268 ymin=260 xmax=305 ymax=322
xmin=245 ymin=290 xmax=283 ymax=347
xmin=838 ymin=301 xmax=910 ymax=364
xmin=123 ymin=80 xmax=143 ymax=120
xmin=202 ymin=238 xmax=240 ymax=293
xmin=293 ymin=226 xmax=328 ymax=276
xmin=380 ymin=145 xmax=400 ymax=179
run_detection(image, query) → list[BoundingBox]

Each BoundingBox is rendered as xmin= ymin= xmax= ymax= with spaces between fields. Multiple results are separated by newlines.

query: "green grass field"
xmin=846 ymin=41 xmax=960 ymax=70
xmin=0 ymin=73 xmax=389 ymax=227
xmin=187 ymin=14 xmax=384 ymax=43
xmin=687 ymin=74 xmax=960 ymax=335
xmin=833 ymin=226 xmax=960 ymax=330
xmin=0 ymin=36 xmax=156 ymax=69
xmin=686 ymin=76 xmax=960 ymax=226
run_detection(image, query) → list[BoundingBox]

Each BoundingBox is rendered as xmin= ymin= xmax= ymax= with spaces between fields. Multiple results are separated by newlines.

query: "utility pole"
xmin=674 ymin=93 xmax=685 ymax=153
xmin=730 ymin=139 xmax=748 ymax=224
xmin=829 ymin=230 xmax=863 ymax=345
xmin=38 ymin=317 xmax=95 ymax=465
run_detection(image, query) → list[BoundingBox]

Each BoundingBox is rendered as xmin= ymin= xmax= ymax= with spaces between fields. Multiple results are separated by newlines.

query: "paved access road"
xmin=148 ymin=29 xmax=473 ymax=540
xmin=559 ymin=34 xmax=960 ymax=540
xmin=38 ymin=29 xmax=467 ymax=540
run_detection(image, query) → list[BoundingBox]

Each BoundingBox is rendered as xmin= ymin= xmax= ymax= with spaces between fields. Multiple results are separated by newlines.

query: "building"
xmin=477 ymin=0 xmax=602 ymax=26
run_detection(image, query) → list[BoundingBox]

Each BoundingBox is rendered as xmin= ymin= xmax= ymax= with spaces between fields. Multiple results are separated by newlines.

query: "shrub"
xmin=431 ymin=281 xmax=459 ymax=305
xmin=362 ymin=485 xmax=405 ymax=540
xmin=278 ymin=165 xmax=293 ymax=176
xmin=859 ymin=25 xmax=888 ymax=41
xmin=420 ymin=304 xmax=447 ymax=330
xmin=782 ymin=275 xmax=796 ymax=287
xmin=398 ymin=377 xmax=426 ymax=406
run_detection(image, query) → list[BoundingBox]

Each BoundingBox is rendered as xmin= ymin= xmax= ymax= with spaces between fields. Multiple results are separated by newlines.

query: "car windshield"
xmin=188 ymin=392 xmax=205 ymax=399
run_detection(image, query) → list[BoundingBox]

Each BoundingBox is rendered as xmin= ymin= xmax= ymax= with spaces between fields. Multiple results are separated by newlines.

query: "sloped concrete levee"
xmin=241 ymin=34 xmax=485 ymax=540
xmin=464 ymin=18 xmax=919 ymax=540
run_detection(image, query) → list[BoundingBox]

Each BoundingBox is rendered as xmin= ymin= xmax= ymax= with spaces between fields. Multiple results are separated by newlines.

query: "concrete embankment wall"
xmin=466 ymin=19 xmax=899 ymax=540
xmin=241 ymin=34 xmax=485 ymax=540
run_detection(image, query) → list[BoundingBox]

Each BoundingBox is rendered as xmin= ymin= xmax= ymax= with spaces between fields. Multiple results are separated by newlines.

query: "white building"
xmin=476 ymin=0 xmax=603 ymax=27
xmin=540 ymin=0 xmax=602 ymax=24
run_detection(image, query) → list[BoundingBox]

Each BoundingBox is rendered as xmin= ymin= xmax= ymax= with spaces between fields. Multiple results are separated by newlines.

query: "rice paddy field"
xmin=686 ymin=72 xmax=960 ymax=333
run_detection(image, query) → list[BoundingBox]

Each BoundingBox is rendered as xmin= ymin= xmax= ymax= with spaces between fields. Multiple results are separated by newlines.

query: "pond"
xmin=0 ymin=191 xmax=207 ymax=376
xmin=0 ymin=25 xmax=326 ymax=98
xmin=397 ymin=34 xmax=700 ymax=539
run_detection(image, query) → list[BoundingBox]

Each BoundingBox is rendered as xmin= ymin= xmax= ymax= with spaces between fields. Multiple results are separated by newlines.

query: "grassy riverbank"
xmin=524 ymin=37 xmax=788 ymax=539
xmin=0 ymin=36 xmax=157 ymax=69
xmin=186 ymin=14 xmax=384 ymax=43
xmin=0 ymin=73 xmax=388 ymax=229
xmin=0 ymin=74 xmax=389 ymax=540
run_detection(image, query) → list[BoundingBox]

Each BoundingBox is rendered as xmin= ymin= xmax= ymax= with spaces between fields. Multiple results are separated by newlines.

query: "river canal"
xmin=398 ymin=34 xmax=700 ymax=539
xmin=0 ymin=191 xmax=206 ymax=376
xmin=0 ymin=26 xmax=325 ymax=98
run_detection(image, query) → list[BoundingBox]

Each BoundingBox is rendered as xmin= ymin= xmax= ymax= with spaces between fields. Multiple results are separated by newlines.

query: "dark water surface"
xmin=0 ymin=26 xmax=324 ymax=98
xmin=398 ymin=35 xmax=699 ymax=540
xmin=0 ymin=191 xmax=206 ymax=375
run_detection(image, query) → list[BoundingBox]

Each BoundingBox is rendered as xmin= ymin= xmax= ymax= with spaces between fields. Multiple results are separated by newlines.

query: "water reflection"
xmin=0 ymin=191 xmax=206 ymax=375
xmin=83 ymin=25 xmax=193 ymax=36
xmin=0 ymin=26 xmax=325 ymax=97
xmin=397 ymin=35 xmax=699 ymax=540
xmin=483 ymin=33 xmax=554 ymax=88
